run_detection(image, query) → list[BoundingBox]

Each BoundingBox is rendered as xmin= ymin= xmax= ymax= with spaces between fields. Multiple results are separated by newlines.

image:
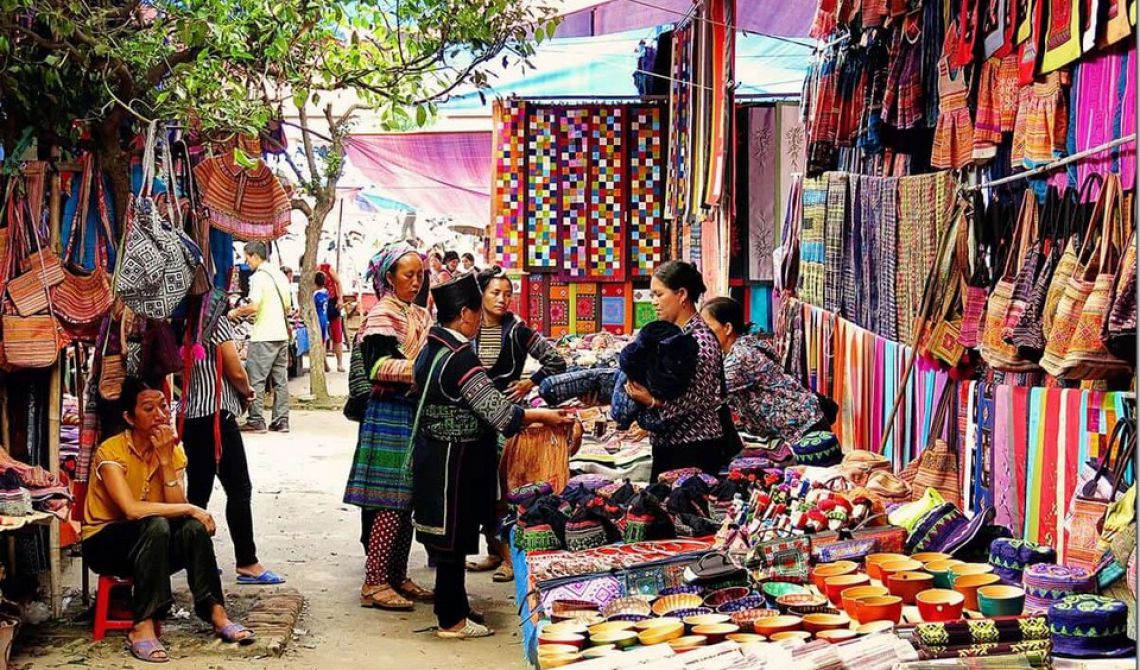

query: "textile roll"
xmin=490 ymin=99 xmax=527 ymax=270
xmin=525 ymin=107 xmax=561 ymax=272
xmin=913 ymin=616 xmax=1051 ymax=647
xmin=917 ymin=640 xmax=1052 ymax=660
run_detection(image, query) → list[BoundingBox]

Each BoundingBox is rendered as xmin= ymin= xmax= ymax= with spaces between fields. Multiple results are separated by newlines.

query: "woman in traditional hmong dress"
xmin=343 ymin=243 xmax=434 ymax=611
xmin=412 ymin=275 xmax=572 ymax=639
xmin=465 ymin=267 xmax=567 ymax=581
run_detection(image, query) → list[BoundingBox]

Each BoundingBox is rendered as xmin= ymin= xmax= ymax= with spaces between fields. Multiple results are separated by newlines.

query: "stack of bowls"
xmin=840 ymin=585 xmax=889 ymax=621
xmin=954 ymin=572 xmax=1002 ymax=611
xmin=925 ymin=559 xmax=966 ymax=589
xmin=915 ymin=589 xmax=965 ymax=622
xmin=866 ymin=554 xmax=909 ymax=582
xmin=824 ymin=574 xmax=871 ymax=605
xmin=887 ymin=571 xmax=935 ymax=605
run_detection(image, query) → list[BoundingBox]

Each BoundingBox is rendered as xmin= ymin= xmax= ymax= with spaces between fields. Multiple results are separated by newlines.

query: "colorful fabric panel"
xmin=629 ymin=107 xmax=665 ymax=278
xmin=525 ymin=107 xmax=561 ymax=272
xmin=560 ymin=108 xmax=590 ymax=279
xmin=601 ymin=284 xmax=629 ymax=335
xmin=491 ymin=99 xmax=526 ymax=270
xmin=572 ymin=282 xmax=600 ymax=335
xmin=548 ymin=279 xmax=571 ymax=339
xmin=527 ymin=273 xmax=549 ymax=335
xmin=588 ymin=107 xmax=626 ymax=281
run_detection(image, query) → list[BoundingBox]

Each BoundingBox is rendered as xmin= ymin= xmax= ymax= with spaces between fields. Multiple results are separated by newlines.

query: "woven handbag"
xmin=980 ymin=191 xmax=1040 ymax=371
xmin=1042 ymin=175 xmax=1103 ymax=341
xmin=96 ymin=316 xmax=126 ymax=401
xmin=4 ymin=193 xmax=51 ymax=317
xmin=1103 ymin=229 xmax=1137 ymax=362
xmin=54 ymin=155 xmax=113 ymax=335
xmin=910 ymin=381 xmax=962 ymax=507
xmin=1 ymin=308 xmax=61 ymax=369
xmin=1065 ymin=417 xmax=1134 ymax=570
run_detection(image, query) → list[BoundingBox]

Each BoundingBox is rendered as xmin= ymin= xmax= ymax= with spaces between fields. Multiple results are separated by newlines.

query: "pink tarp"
xmin=554 ymin=1 xmax=813 ymax=39
xmin=345 ymin=132 xmax=492 ymax=224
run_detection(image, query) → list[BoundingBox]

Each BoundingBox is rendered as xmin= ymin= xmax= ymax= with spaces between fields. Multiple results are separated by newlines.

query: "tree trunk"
xmin=300 ymin=201 xmax=332 ymax=403
xmin=94 ymin=112 xmax=133 ymax=228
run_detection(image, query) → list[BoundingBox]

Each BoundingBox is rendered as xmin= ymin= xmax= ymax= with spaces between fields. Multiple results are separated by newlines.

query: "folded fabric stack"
xmin=912 ymin=616 xmax=1051 ymax=660
xmin=539 ymin=368 xmax=618 ymax=407
xmin=0 ymin=488 xmax=31 ymax=517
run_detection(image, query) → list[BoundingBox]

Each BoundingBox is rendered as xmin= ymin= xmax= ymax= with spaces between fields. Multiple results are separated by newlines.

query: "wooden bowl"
xmin=953 ymin=573 xmax=1001 ymax=611
xmin=856 ymin=620 xmax=895 ymax=636
xmin=770 ymin=631 xmax=812 ymax=643
xmin=865 ymin=553 xmax=909 ymax=582
xmin=538 ymin=653 xmax=581 ymax=669
xmin=753 ymin=615 xmax=803 ymax=637
xmin=854 ymin=596 xmax=902 ymax=625
xmin=652 ymin=593 xmax=704 ymax=617
xmin=581 ymin=646 xmax=618 ymax=659
xmin=590 ymin=629 xmax=639 ymax=649
xmin=602 ymin=597 xmax=652 ymax=619
xmin=682 ymin=613 xmax=730 ymax=629
xmin=916 ymin=589 xmax=965 ymax=622
xmin=587 ymin=621 xmax=637 ymax=637
xmin=552 ymin=599 xmax=600 ymax=620
xmin=878 ymin=559 xmax=923 ymax=583
xmin=635 ymin=617 xmax=681 ymax=631
xmin=703 ymin=587 xmax=751 ymax=609
xmin=538 ymin=644 xmax=580 ymax=656
xmin=816 ymin=629 xmax=858 ymax=644
xmin=840 ymin=586 xmax=889 ymax=621
xmin=543 ymin=621 xmax=589 ymax=636
xmin=775 ymin=593 xmax=829 ymax=614
xmin=824 ymin=573 xmax=871 ymax=605
xmin=802 ymin=612 xmax=852 ymax=634
xmin=925 ymin=559 xmax=966 ymax=589
xmin=691 ymin=623 xmax=740 ymax=644
xmin=638 ymin=621 xmax=684 ymax=646
xmin=538 ymin=632 xmax=586 ymax=649
xmin=812 ymin=561 xmax=859 ymax=591
xmin=726 ymin=633 xmax=767 ymax=644
xmin=887 ymin=571 xmax=935 ymax=605
xmin=728 ymin=608 xmax=780 ymax=629
xmin=668 ymin=635 xmax=708 ymax=651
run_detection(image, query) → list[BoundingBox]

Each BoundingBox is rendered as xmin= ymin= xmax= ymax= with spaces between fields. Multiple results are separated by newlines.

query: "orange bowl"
xmin=910 ymin=552 xmax=952 ymax=565
xmin=802 ymin=612 xmax=851 ymax=634
xmin=770 ymin=631 xmax=812 ymax=643
xmin=916 ymin=589 xmax=965 ymax=622
xmin=953 ymin=573 xmax=1001 ymax=611
xmin=856 ymin=620 xmax=895 ymax=636
xmin=753 ymin=615 xmax=803 ymax=637
xmin=865 ymin=553 xmax=908 ymax=582
xmin=950 ymin=563 xmax=994 ymax=579
xmin=538 ymin=632 xmax=586 ymax=649
xmin=816 ymin=629 xmax=858 ymax=644
xmin=854 ymin=596 xmax=903 ymax=625
xmin=811 ymin=561 xmax=859 ymax=591
xmin=691 ymin=623 xmax=740 ymax=644
xmin=886 ymin=571 xmax=935 ymax=605
xmin=840 ymin=585 xmax=889 ymax=620
xmin=878 ymin=559 xmax=923 ymax=583
xmin=824 ymin=574 xmax=870 ymax=605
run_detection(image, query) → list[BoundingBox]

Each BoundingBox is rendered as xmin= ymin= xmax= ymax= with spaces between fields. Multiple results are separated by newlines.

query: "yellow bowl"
xmin=635 ymin=616 xmax=681 ymax=631
xmin=538 ymin=632 xmax=586 ymax=649
xmin=543 ymin=621 xmax=590 ymax=636
xmin=590 ymin=629 xmax=639 ymax=649
xmin=690 ymin=623 xmax=740 ymax=644
xmin=668 ymin=635 xmax=708 ymax=650
xmin=866 ymin=553 xmax=909 ymax=581
xmin=637 ymin=621 xmax=683 ymax=646
xmin=910 ymin=552 xmax=952 ymax=565
xmin=582 ymin=646 xmax=618 ymax=659
xmin=683 ymin=613 xmax=731 ymax=629
xmin=588 ymin=620 xmax=637 ymax=637
xmin=856 ymin=620 xmax=895 ymax=636
xmin=770 ymin=631 xmax=812 ymax=643
xmin=652 ymin=593 xmax=704 ymax=617
xmin=538 ymin=653 xmax=581 ymax=669
xmin=538 ymin=644 xmax=580 ymax=657
xmin=753 ymin=615 xmax=804 ymax=637
xmin=950 ymin=563 xmax=994 ymax=578
xmin=802 ymin=612 xmax=852 ymax=634
xmin=726 ymin=633 xmax=767 ymax=644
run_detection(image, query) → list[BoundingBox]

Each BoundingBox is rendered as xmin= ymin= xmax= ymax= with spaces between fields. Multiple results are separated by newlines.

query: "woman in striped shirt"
xmin=466 ymin=266 xmax=567 ymax=581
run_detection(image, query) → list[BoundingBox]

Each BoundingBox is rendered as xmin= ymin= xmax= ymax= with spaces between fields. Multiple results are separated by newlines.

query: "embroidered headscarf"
xmin=366 ymin=242 xmax=420 ymax=298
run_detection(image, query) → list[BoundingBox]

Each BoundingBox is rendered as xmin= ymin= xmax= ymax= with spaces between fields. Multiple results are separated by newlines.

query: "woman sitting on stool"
xmin=82 ymin=377 xmax=254 ymax=663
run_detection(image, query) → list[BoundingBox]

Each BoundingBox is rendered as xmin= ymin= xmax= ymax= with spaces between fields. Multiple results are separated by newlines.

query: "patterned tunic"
xmin=474 ymin=312 xmax=567 ymax=391
xmin=640 ymin=316 xmax=725 ymax=448
xmin=724 ymin=335 xmax=824 ymax=444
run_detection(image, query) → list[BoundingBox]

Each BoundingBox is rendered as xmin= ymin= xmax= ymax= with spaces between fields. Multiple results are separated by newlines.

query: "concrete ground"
xmin=15 ymin=368 xmax=531 ymax=669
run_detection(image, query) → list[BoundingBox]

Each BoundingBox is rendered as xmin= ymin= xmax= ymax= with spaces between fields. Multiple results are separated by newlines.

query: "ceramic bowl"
xmin=816 ymin=629 xmax=858 ymax=644
xmin=854 ymin=596 xmax=903 ymax=625
xmin=775 ymin=593 xmax=829 ymax=614
xmin=658 ymin=585 xmax=703 ymax=597
xmin=977 ymin=585 xmax=1025 ymax=617
xmin=538 ymin=653 xmax=581 ymax=669
xmin=910 ymin=552 xmax=952 ymax=565
xmin=669 ymin=608 xmax=714 ymax=621
xmin=887 ymin=571 xmax=935 ymax=605
xmin=753 ymin=614 xmax=804 ymax=637
xmin=856 ymin=620 xmax=895 ymax=636
xmin=953 ymin=573 xmax=1002 ymax=611
xmin=865 ymin=553 xmax=909 ymax=582
xmin=949 ymin=563 xmax=994 ymax=580
xmin=925 ymin=559 xmax=967 ymax=589
xmin=787 ymin=604 xmax=844 ymax=619
xmin=762 ymin=582 xmax=810 ymax=601
xmin=602 ymin=597 xmax=652 ymax=619
xmin=538 ymin=644 xmax=580 ymax=657
xmin=581 ymin=646 xmax=618 ymax=659
xmin=538 ymin=632 xmax=586 ymax=649
xmin=878 ymin=559 xmax=923 ymax=583
xmin=682 ymin=613 xmax=730 ymax=629
xmin=916 ymin=589 xmax=965 ymax=622
xmin=840 ymin=586 xmax=890 ymax=621
xmin=551 ymin=599 xmax=600 ymax=618
xmin=770 ymin=631 xmax=812 ymax=643
xmin=543 ymin=621 xmax=589 ymax=636
xmin=812 ymin=561 xmax=859 ymax=591
xmin=726 ymin=633 xmax=768 ymax=644
xmin=668 ymin=635 xmax=708 ymax=651
xmin=824 ymin=574 xmax=871 ymax=605
xmin=703 ymin=587 xmax=751 ymax=609
xmin=651 ymin=593 xmax=704 ymax=617
xmin=728 ymin=608 xmax=780 ymax=629
xmin=716 ymin=595 xmax=768 ymax=614
xmin=605 ymin=614 xmax=649 ymax=624
xmin=588 ymin=621 xmax=637 ymax=637
xmin=638 ymin=621 xmax=684 ymax=646
xmin=802 ymin=612 xmax=852 ymax=634
xmin=635 ymin=617 xmax=681 ymax=631
xmin=692 ymin=623 xmax=740 ymax=644
xmin=591 ymin=629 xmax=639 ymax=649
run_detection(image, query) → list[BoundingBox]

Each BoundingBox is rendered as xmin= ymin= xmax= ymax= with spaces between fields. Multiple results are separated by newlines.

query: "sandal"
xmin=215 ymin=622 xmax=256 ymax=646
xmin=127 ymin=637 xmax=169 ymax=663
xmin=492 ymin=563 xmax=514 ymax=583
xmin=360 ymin=584 xmax=414 ymax=611
xmin=465 ymin=555 xmax=502 ymax=572
xmin=436 ymin=619 xmax=494 ymax=639
xmin=397 ymin=579 xmax=435 ymax=602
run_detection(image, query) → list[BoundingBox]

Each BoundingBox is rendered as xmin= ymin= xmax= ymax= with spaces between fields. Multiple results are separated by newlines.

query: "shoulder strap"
xmin=402 ymin=347 xmax=450 ymax=474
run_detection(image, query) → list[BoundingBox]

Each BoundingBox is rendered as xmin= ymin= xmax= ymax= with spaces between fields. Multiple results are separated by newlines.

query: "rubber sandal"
xmin=469 ymin=609 xmax=486 ymax=625
xmin=492 ymin=564 xmax=514 ymax=583
xmin=237 ymin=570 xmax=285 ymax=585
xmin=465 ymin=555 xmax=502 ymax=572
xmin=436 ymin=619 xmax=494 ymax=639
xmin=360 ymin=585 xmax=413 ymax=611
xmin=216 ymin=622 xmax=256 ymax=645
xmin=127 ymin=638 xmax=170 ymax=663
xmin=397 ymin=579 xmax=434 ymax=602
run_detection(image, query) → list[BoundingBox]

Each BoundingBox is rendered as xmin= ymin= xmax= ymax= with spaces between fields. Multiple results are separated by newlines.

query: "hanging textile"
xmin=1040 ymin=0 xmax=1083 ymax=73
xmin=548 ymin=279 xmax=571 ymax=339
xmin=601 ymin=284 xmax=630 ymax=335
xmin=746 ymin=106 xmax=777 ymax=283
xmin=798 ymin=177 xmax=828 ymax=307
xmin=587 ymin=107 xmax=627 ymax=282
xmin=560 ymin=107 xmax=590 ymax=279
xmin=572 ymin=283 xmax=601 ymax=335
xmin=1073 ymin=45 xmax=1137 ymax=191
xmin=525 ymin=107 xmax=561 ymax=272
xmin=896 ymin=172 xmax=955 ymax=342
xmin=527 ymin=274 xmax=549 ymax=335
xmin=628 ymin=107 xmax=666 ymax=278
xmin=666 ymin=21 xmax=693 ymax=221
xmin=490 ymin=99 xmax=527 ymax=270
xmin=193 ymin=152 xmax=290 ymax=241
xmin=823 ymin=172 xmax=848 ymax=315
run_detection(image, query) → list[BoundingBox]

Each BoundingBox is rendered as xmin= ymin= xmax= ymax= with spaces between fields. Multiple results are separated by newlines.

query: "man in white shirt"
xmin=228 ymin=241 xmax=292 ymax=434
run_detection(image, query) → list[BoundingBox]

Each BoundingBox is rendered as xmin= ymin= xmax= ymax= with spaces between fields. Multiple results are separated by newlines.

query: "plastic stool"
xmin=92 ymin=575 xmax=160 ymax=641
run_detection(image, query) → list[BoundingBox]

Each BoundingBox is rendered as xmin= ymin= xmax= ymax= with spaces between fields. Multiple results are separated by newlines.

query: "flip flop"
xmin=236 ymin=570 xmax=285 ymax=585
xmin=127 ymin=638 xmax=170 ymax=663
xmin=465 ymin=555 xmax=502 ymax=572
xmin=216 ymin=622 xmax=256 ymax=645
xmin=492 ymin=564 xmax=514 ymax=583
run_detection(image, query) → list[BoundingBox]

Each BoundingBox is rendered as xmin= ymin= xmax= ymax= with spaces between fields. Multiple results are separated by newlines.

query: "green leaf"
xmin=233 ymin=148 xmax=259 ymax=169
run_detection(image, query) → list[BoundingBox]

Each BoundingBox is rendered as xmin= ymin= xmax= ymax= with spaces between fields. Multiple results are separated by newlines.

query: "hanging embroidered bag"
xmin=1065 ymin=416 xmax=1134 ymax=570
xmin=96 ymin=314 xmax=126 ymax=401
xmin=1103 ymin=228 xmax=1137 ymax=362
xmin=981 ymin=191 xmax=1040 ymax=371
xmin=910 ymin=381 xmax=962 ymax=508
xmin=5 ymin=191 xmax=53 ymax=317
xmin=1042 ymin=175 xmax=1103 ymax=342
xmin=54 ymin=155 xmax=114 ymax=336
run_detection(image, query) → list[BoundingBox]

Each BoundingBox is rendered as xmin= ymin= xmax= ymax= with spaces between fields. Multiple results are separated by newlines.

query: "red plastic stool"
xmin=92 ymin=575 xmax=160 ymax=641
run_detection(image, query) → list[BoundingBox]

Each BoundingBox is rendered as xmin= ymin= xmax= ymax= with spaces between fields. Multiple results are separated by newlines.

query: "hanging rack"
xmin=963 ymin=134 xmax=1137 ymax=192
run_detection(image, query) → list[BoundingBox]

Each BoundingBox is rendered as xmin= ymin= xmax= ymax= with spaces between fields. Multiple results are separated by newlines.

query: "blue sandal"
xmin=236 ymin=570 xmax=285 ymax=585
xmin=127 ymin=637 xmax=170 ymax=663
xmin=216 ymin=622 xmax=256 ymax=645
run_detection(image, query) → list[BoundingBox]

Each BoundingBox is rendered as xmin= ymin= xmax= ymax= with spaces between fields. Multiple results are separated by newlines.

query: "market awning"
xmin=344 ymin=131 xmax=492 ymax=225
xmin=552 ymin=1 xmax=814 ymax=39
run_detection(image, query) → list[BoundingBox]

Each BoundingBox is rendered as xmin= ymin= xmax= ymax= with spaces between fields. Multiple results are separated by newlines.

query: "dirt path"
xmin=17 ymin=396 xmax=530 ymax=669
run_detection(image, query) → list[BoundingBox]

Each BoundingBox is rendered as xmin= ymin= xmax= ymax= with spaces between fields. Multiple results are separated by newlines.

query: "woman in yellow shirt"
xmin=83 ymin=378 xmax=254 ymax=663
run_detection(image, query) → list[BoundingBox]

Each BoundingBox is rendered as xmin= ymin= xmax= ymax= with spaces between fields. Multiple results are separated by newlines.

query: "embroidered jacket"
xmin=724 ymin=335 xmax=824 ymax=443
xmin=640 ymin=316 xmax=725 ymax=447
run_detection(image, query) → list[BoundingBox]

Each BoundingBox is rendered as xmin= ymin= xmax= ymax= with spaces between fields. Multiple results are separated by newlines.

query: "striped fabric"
xmin=823 ymin=172 xmax=848 ymax=315
xmin=1011 ymin=72 xmax=1069 ymax=169
xmin=798 ymin=177 xmax=828 ymax=307
xmin=476 ymin=325 xmax=502 ymax=368
xmin=842 ymin=175 xmax=862 ymax=321
xmin=857 ymin=176 xmax=882 ymax=332
xmin=896 ymin=172 xmax=954 ymax=342
xmin=876 ymin=177 xmax=900 ymax=342
xmin=182 ymin=317 xmax=243 ymax=419
xmin=193 ymin=153 xmax=291 ymax=241
xmin=343 ymin=396 xmax=417 ymax=510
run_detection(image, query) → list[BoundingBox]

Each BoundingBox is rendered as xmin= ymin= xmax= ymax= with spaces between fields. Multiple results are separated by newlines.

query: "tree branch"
xmin=297 ymin=105 xmax=322 ymax=193
xmin=291 ymin=197 xmax=312 ymax=218
xmin=145 ymin=46 xmax=203 ymax=87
